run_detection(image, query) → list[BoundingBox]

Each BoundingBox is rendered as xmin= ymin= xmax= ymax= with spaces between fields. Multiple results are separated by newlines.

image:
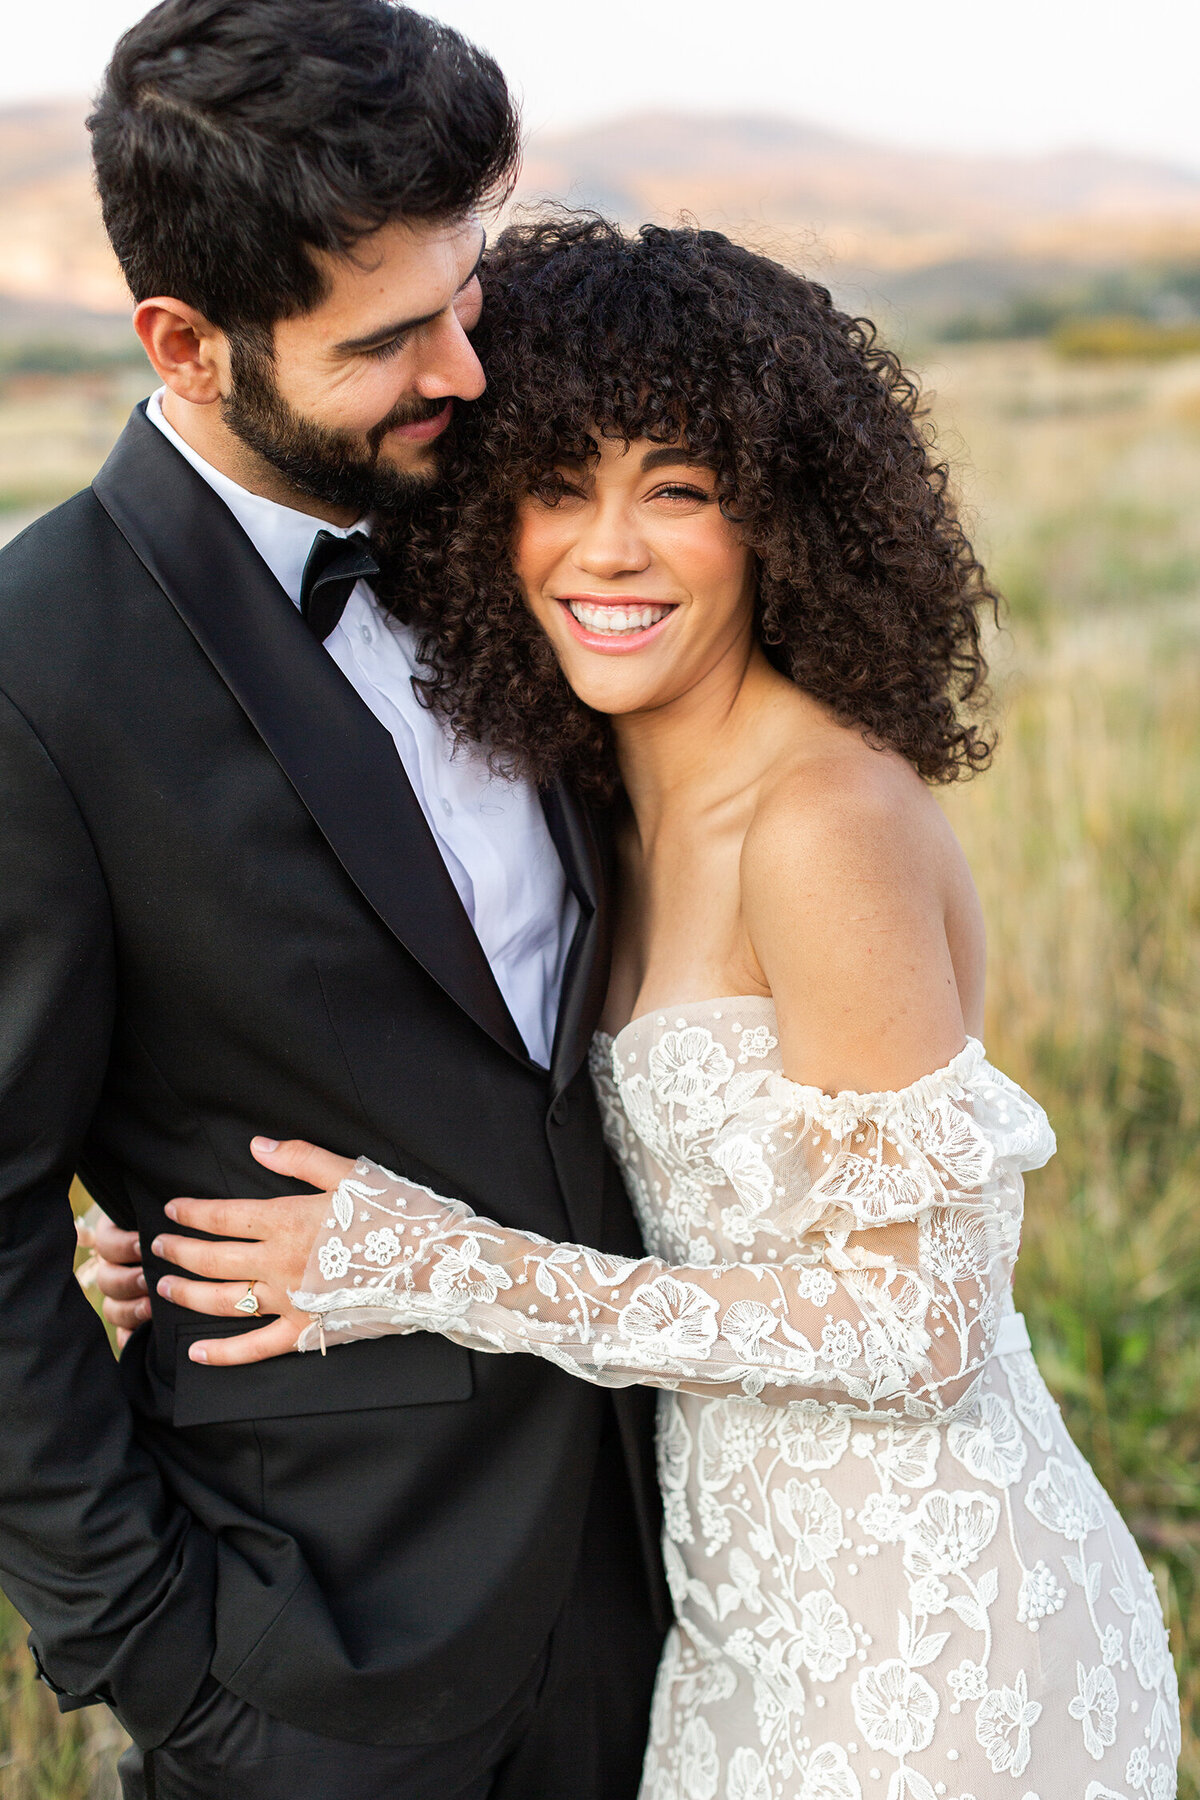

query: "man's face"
xmin=222 ymin=215 xmax=486 ymax=515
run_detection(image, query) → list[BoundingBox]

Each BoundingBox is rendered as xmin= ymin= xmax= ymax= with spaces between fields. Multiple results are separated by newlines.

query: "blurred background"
xmin=2 ymin=1 xmax=1199 ymax=1795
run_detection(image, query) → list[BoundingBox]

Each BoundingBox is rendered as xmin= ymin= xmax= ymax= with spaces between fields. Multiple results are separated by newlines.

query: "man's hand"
xmin=76 ymin=1209 xmax=148 ymax=1349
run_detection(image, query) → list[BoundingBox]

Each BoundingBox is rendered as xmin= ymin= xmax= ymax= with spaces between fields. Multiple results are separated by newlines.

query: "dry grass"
xmin=0 ymin=341 xmax=1197 ymax=1792
xmin=942 ymin=613 xmax=1200 ymax=1796
xmin=930 ymin=341 xmax=1200 ymax=1797
xmin=0 ymin=369 xmax=148 ymax=514
xmin=0 ymin=1594 xmax=125 ymax=1800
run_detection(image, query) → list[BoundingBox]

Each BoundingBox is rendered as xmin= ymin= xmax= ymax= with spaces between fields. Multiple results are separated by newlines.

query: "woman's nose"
xmin=571 ymin=506 xmax=651 ymax=580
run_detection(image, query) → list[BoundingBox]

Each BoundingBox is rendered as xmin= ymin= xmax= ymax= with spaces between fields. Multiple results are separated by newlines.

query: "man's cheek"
xmin=289 ymin=360 xmax=402 ymax=433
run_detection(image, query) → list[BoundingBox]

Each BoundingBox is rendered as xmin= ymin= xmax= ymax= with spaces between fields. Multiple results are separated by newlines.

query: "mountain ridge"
xmin=517 ymin=110 xmax=1200 ymax=264
xmin=2 ymin=99 xmax=1199 ymax=321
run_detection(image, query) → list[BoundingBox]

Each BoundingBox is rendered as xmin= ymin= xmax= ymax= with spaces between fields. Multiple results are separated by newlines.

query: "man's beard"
xmin=222 ymin=336 xmax=443 ymax=516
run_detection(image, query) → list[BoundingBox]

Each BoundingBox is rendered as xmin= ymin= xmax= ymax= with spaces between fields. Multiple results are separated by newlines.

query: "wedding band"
xmin=234 ymin=1282 xmax=260 ymax=1316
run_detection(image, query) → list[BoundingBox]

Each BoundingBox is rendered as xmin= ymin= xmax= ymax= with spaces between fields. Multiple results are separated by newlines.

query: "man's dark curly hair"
xmin=380 ymin=214 xmax=998 ymax=797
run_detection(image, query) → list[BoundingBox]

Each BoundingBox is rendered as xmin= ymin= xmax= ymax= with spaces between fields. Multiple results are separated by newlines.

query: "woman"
xmin=154 ymin=218 xmax=1180 ymax=1800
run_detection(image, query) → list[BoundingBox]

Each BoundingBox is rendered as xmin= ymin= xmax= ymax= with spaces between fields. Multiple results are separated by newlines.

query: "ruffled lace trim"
xmin=599 ymin=1015 xmax=987 ymax=1124
xmin=762 ymin=1036 xmax=988 ymax=1137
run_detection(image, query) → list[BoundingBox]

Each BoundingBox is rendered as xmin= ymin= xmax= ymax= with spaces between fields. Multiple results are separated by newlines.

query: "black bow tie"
xmin=298 ymin=529 xmax=379 ymax=642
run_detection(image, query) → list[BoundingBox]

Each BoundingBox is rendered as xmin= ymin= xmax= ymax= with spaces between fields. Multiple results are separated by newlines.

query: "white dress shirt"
xmin=146 ymin=389 xmax=577 ymax=1068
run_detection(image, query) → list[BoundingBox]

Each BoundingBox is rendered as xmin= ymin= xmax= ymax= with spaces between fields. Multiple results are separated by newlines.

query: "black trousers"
xmin=118 ymin=1427 xmax=663 ymax=1800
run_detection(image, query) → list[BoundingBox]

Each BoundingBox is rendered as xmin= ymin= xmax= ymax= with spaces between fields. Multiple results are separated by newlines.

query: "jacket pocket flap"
xmin=172 ymin=1326 xmax=473 ymax=1426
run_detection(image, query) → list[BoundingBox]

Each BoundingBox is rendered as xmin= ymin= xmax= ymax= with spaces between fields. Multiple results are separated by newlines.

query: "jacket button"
xmin=550 ymin=1094 xmax=570 ymax=1126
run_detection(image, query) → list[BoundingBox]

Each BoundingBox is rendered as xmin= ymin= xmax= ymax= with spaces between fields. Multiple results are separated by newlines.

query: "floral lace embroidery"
xmin=290 ymin=1001 xmax=1178 ymax=1799
xmin=293 ymin=1035 xmax=1044 ymax=1421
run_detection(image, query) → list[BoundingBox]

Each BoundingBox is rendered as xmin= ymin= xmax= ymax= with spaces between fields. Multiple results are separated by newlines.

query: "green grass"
xmin=929 ymin=343 xmax=1200 ymax=1795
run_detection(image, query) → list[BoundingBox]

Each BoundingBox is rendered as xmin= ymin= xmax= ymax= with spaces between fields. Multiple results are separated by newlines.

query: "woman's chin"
xmin=556 ymin=663 xmax=670 ymax=719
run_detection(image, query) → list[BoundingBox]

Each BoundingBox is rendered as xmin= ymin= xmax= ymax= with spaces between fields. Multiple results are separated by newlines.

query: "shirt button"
xmin=550 ymin=1095 xmax=569 ymax=1126
xmin=441 ymin=798 xmax=453 ymax=816
xmin=360 ymin=624 xmax=372 ymax=643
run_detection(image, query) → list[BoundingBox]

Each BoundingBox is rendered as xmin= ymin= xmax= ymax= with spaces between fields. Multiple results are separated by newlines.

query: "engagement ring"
xmin=234 ymin=1282 xmax=260 ymax=1316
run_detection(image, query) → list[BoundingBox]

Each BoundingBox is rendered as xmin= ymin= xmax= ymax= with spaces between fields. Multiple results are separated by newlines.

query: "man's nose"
xmin=414 ymin=309 xmax=486 ymax=404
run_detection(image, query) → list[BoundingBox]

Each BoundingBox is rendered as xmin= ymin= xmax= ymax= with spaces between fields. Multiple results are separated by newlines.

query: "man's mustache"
xmin=366 ymin=395 xmax=449 ymax=455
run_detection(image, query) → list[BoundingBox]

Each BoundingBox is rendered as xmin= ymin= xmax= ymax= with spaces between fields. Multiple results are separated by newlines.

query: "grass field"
xmin=930 ymin=342 xmax=1200 ymax=1798
xmin=0 ymin=341 xmax=1198 ymax=1795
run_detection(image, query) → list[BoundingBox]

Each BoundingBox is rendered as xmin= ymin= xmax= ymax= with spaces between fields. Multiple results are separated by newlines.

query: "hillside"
xmin=515 ymin=113 xmax=1200 ymax=331
xmin=0 ymin=102 xmax=126 ymax=315
xmin=517 ymin=111 xmax=1200 ymax=266
xmin=3 ymin=98 xmax=1200 ymax=332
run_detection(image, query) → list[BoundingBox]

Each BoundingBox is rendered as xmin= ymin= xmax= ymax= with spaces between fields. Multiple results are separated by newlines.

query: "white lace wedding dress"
xmin=293 ymin=997 xmax=1180 ymax=1800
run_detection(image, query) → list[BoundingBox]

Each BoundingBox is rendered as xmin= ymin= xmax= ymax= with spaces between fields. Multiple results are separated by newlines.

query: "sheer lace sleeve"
xmin=291 ymin=1040 xmax=1054 ymax=1420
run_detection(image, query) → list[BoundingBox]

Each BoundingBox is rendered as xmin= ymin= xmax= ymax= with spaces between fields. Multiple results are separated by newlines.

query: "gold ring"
xmin=234 ymin=1282 xmax=260 ymax=1317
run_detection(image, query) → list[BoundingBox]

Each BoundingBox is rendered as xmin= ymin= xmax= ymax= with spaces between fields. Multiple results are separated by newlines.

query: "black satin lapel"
xmin=543 ymin=781 xmax=612 ymax=1096
xmin=92 ymin=405 xmax=529 ymax=1065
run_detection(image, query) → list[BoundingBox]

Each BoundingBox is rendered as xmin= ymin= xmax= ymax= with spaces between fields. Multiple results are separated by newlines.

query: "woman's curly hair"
xmin=377 ymin=213 xmax=998 ymax=796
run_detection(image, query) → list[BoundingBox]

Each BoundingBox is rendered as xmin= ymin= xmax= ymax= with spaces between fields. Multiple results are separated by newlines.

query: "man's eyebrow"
xmin=333 ymin=227 xmax=487 ymax=355
xmin=639 ymin=446 xmax=713 ymax=474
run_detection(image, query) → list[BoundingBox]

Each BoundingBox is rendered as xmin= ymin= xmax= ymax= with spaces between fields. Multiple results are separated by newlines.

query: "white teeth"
xmin=566 ymin=601 xmax=673 ymax=635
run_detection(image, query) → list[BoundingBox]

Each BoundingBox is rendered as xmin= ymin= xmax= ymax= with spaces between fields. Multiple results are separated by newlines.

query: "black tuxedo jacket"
xmin=0 ymin=405 xmax=666 ymax=1748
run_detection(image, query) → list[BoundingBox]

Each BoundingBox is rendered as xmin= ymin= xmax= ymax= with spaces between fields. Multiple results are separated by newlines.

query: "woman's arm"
xmin=290 ymin=1036 xmax=1042 ymax=1419
xmin=157 ymin=1026 xmax=1048 ymax=1420
xmin=155 ymin=768 xmax=1048 ymax=1413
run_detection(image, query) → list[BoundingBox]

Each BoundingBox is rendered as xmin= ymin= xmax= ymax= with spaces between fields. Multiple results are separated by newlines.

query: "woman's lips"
xmin=557 ymin=597 xmax=678 ymax=654
xmin=390 ymin=401 xmax=453 ymax=443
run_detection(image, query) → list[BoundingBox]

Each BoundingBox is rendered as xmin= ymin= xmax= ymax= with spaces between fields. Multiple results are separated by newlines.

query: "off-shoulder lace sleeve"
xmin=291 ymin=1040 xmax=1054 ymax=1420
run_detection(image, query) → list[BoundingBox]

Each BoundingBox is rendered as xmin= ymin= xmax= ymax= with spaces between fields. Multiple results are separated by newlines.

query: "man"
xmin=0 ymin=3 xmax=665 ymax=1795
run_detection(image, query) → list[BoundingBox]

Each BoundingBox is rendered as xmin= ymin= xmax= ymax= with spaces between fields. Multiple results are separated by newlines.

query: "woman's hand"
xmin=77 ymin=1210 xmax=148 ymax=1347
xmin=153 ymin=1138 xmax=356 ymax=1365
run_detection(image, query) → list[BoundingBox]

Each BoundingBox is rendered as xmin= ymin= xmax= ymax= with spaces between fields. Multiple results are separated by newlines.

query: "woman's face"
xmin=512 ymin=436 xmax=757 ymax=718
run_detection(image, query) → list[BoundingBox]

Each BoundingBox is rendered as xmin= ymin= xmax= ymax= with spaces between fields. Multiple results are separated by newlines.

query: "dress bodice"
xmin=292 ymin=999 xmax=1179 ymax=1799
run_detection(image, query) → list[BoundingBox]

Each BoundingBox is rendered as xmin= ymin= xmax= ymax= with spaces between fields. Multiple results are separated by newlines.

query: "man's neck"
xmin=159 ymin=389 xmax=359 ymax=527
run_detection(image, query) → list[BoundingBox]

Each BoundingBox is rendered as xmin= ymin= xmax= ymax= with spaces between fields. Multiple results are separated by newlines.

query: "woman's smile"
xmin=557 ymin=595 xmax=679 ymax=652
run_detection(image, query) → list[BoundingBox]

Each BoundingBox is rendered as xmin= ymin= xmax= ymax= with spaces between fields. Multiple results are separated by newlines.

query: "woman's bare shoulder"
xmin=740 ymin=735 xmax=978 ymax=1090
xmin=742 ymin=734 xmax=958 ymax=899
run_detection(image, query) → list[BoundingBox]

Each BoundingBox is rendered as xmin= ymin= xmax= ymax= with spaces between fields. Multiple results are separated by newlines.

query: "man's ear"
xmin=133 ymin=297 xmax=229 ymax=405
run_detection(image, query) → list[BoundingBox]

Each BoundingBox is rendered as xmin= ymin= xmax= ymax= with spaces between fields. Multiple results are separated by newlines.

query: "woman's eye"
xmin=652 ymin=483 xmax=711 ymax=503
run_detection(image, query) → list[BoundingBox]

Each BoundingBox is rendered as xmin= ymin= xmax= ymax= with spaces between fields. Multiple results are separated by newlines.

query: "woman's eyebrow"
xmin=639 ymin=447 xmax=712 ymax=474
xmin=463 ymin=228 xmax=487 ymax=291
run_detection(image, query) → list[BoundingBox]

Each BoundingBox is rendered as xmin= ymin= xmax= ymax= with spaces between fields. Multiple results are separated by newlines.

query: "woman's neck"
xmin=611 ymin=640 xmax=797 ymax=843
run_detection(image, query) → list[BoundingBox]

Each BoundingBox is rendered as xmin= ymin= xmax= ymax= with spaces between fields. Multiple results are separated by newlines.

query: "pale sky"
xmin=5 ymin=0 xmax=1200 ymax=172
